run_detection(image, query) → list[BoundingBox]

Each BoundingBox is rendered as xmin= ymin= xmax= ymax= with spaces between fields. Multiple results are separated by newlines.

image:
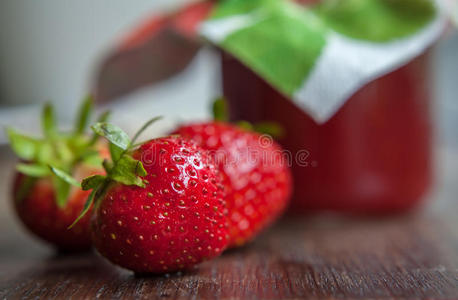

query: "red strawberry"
xmin=12 ymin=165 xmax=102 ymax=251
xmin=7 ymin=97 xmax=109 ymax=251
xmin=61 ymin=120 xmax=229 ymax=273
xmin=174 ymin=121 xmax=292 ymax=247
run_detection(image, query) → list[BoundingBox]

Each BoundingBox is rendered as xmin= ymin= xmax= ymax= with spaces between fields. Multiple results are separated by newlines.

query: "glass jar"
xmin=222 ymin=51 xmax=433 ymax=214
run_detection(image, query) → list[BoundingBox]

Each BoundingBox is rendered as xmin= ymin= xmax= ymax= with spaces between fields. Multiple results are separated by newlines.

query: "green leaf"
xmin=54 ymin=140 xmax=73 ymax=164
xmin=52 ymin=176 xmax=71 ymax=207
xmin=75 ymin=95 xmax=93 ymax=134
xmin=91 ymin=123 xmax=130 ymax=150
xmin=68 ymin=188 xmax=96 ymax=228
xmin=88 ymin=110 xmax=111 ymax=146
xmin=216 ymin=0 xmax=326 ymax=96
xmin=131 ymin=116 xmax=163 ymax=146
xmin=313 ymin=0 xmax=436 ymax=42
xmin=110 ymin=155 xmax=147 ymax=187
xmin=16 ymin=163 xmax=51 ymax=177
xmin=35 ymin=142 xmax=54 ymax=164
xmin=102 ymin=159 xmax=113 ymax=173
xmin=109 ymin=143 xmax=124 ymax=162
xmin=97 ymin=110 xmax=111 ymax=124
xmin=213 ymin=97 xmax=229 ymax=122
xmin=49 ymin=166 xmax=81 ymax=188
xmin=6 ymin=128 xmax=41 ymax=160
xmin=42 ymin=102 xmax=58 ymax=138
xmin=210 ymin=0 xmax=270 ymax=19
xmin=81 ymin=175 xmax=106 ymax=191
xmin=236 ymin=120 xmax=254 ymax=131
xmin=80 ymin=150 xmax=104 ymax=167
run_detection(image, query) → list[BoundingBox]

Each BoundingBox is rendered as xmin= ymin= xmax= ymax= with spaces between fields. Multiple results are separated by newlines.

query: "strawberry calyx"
xmin=6 ymin=96 xmax=110 ymax=206
xmin=52 ymin=117 xmax=162 ymax=228
xmin=212 ymin=98 xmax=284 ymax=138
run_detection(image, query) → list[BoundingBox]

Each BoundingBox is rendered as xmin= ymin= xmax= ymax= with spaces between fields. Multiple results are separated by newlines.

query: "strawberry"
xmin=174 ymin=100 xmax=292 ymax=247
xmin=7 ymin=97 xmax=109 ymax=251
xmin=55 ymin=119 xmax=229 ymax=273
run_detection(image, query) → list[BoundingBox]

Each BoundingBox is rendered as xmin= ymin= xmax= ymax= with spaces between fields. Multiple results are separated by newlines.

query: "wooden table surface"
xmin=0 ymin=148 xmax=457 ymax=300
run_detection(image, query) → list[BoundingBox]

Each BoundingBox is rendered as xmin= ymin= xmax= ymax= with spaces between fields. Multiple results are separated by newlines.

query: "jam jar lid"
xmin=94 ymin=0 xmax=448 ymax=123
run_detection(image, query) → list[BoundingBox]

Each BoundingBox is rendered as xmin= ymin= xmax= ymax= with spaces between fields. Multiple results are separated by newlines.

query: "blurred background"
xmin=0 ymin=0 xmax=457 ymax=144
xmin=0 ymin=0 xmax=220 ymax=141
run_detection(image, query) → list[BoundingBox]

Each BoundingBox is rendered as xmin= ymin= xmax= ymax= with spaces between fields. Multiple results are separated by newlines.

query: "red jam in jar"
xmin=222 ymin=51 xmax=433 ymax=214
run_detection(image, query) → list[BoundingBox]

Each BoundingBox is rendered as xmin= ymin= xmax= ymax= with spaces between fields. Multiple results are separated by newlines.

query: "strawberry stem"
xmin=7 ymin=97 xmax=111 ymax=207
xmin=212 ymin=97 xmax=285 ymax=138
xmin=67 ymin=117 xmax=162 ymax=227
xmin=212 ymin=97 xmax=229 ymax=122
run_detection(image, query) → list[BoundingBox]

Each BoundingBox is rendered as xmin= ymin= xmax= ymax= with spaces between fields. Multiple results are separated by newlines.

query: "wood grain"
xmin=0 ymin=149 xmax=457 ymax=299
